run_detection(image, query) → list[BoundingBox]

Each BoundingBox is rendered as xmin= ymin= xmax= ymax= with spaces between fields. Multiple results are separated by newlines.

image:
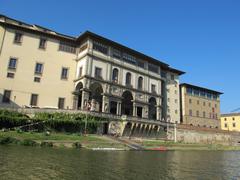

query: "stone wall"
xmin=182 ymin=116 xmax=220 ymax=129
xmin=169 ymin=126 xmax=240 ymax=145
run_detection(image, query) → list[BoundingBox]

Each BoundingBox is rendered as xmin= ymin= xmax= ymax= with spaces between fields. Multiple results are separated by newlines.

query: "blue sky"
xmin=0 ymin=0 xmax=239 ymax=113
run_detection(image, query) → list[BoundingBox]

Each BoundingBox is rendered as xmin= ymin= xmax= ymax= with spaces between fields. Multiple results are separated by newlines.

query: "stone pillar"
xmin=117 ymin=102 xmax=122 ymax=116
xmin=133 ymin=103 xmax=137 ymax=117
xmin=81 ymin=90 xmax=89 ymax=110
xmin=157 ymin=106 xmax=161 ymax=121
xmin=143 ymin=105 xmax=148 ymax=119
xmin=102 ymin=95 xmax=109 ymax=113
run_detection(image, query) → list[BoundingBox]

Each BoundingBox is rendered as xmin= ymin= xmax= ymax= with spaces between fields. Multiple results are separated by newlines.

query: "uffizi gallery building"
xmin=4 ymin=14 xmax=224 ymax=126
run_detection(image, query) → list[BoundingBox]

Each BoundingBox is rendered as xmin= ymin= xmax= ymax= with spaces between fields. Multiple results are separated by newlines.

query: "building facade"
xmin=0 ymin=14 xmax=184 ymax=123
xmin=180 ymin=83 xmax=222 ymax=128
xmin=221 ymin=113 xmax=240 ymax=132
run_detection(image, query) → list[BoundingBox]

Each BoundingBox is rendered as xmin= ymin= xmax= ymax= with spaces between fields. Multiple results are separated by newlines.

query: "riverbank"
xmin=132 ymin=138 xmax=240 ymax=151
xmin=1 ymin=130 xmax=240 ymax=151
xmin=0 ymin=131 xmax=129 ymax=150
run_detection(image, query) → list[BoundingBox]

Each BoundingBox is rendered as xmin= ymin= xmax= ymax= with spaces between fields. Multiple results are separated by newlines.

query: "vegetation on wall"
xmin=0 ymin=110 xmax=109 ymax=133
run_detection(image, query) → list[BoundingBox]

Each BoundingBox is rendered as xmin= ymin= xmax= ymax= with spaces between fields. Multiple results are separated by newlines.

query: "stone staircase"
xmin=106 ymin=136 xmax=145 ymax=150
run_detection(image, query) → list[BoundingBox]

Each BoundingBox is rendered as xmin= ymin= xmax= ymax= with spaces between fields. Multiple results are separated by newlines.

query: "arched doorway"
xmin=89 ymin=82 xmax=103 ymax=112
xmin=149 ymin=97 xmax=157 ymax=120
xmin=75 ymin=82 xmax=83 ymax=109
xmin=121 ymin=91 xmax=133 ymax=116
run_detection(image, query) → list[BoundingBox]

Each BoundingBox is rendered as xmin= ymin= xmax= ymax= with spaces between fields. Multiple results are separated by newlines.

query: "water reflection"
xmin=0 ymin=146 xmax=240 ymax=180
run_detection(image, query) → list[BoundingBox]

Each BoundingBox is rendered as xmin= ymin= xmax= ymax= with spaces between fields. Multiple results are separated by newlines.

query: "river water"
xmin=0 ymin=146 xmax=240 ymax=180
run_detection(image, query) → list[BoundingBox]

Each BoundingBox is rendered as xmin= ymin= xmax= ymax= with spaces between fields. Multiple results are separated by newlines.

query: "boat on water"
xmin=149 ymin=146 xmax=168 ymax=151
xmin=92 ymin=148 xmax=125 ymax=151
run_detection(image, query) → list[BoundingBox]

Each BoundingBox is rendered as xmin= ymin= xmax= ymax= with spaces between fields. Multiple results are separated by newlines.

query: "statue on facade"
xmin=104 ymin=103 xmax=109 ymax=112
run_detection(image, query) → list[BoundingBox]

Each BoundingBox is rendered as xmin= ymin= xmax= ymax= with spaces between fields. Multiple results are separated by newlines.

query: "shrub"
xmin=40 ymin=141 xmax=53 ymax=147
xmin=21 ymin=139 xmax=38 ymax=146
xmin=0 ymin=137 xmax=19 ymax=145
xmin=73 ymin=142 xmax=82 ymax=149
xmin=0 ymin=109 xmax=27 ymax=118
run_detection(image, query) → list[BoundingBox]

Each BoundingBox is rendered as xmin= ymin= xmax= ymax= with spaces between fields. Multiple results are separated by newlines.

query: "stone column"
xmin=117 ymin=102 xmax=122 ymax=116
xmin=133 ymin=103 xmax=137 ymax=117
xmin=142 ymin=105 xmax=149 ymax=119
xmin=102 ymin=95 xmax=109 ymax=113
xmin=157 ymin=106 xmax=161 ymax=121
xmin=81 ymin=90 xmax=89 ymax=111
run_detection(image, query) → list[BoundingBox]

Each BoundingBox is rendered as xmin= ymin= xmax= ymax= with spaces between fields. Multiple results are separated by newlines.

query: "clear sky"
xmin=0 ymin=0 xmax=239 ymax=113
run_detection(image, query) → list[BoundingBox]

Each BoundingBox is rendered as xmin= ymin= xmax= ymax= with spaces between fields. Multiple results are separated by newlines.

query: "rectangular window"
xmin=213 ymin=94 xmax=217 ymax=100
xmin=189 ymin=109 xmax=192 ymax=116
xmin=186 ymin=88 xmax=192 ymax=94
xmin=197 ymin=100 xmax=199 ymax=105
xmin=200 ymin=91 xmax=206 ymax=97
xmin=58 ymin=98 xmax=65 ymax=109
xmin=59 ymin=42 xmax=76 ymax=54
xmin=95 ymin=67 xmax=102 ymax=79
xmin=112 ymin=49 xmax=121 ymax=59
xmin=189 ymin=99 xmax=192 ymax=104
xmin=207 ymin=93 xmax=212 ymax=99
xmin=151 ymin=84 xmax=156 ymax=93
xmin=30 ymin=94 xmax=38 ymax=106
xmin=196 ymin=111 xmax=199 ymax=117
xmin=35 ymin=63 xmax=43 ymax=74
xmin=7 ymin=72 xmax=15 ymax=78
xmin=2 ymin=90 xmax=11 ymax=103
xmin=203 ymin=102 xmax=206 ymax=106
xmin=78 ymin=67 xmax=83 ymax=78
xmin=137 ymin=60 xmax=145 ymax=68
xmin=224 ymin=123 xmax=228 ymax=128
xmin=193 ymin=89 xmax=200 ymax=96
xmin=203 ymin=111 xmax=206 ymax=118
xmin=34 ymin=77 xmax=41 ymax=83
xmin=148 ymin=63 xmax=158 ymax=73
xmin=39 ymin=38 xmax=47 ymax=49
xmin=175 ymin=90 xmax=178 ymax=95
xmin=14 ymin=32 xmax=22 ymax=44
xmin=123 ymin=53 xmax=136 ymax=65
xmin=233 ymin=123 xmax=236 ymax=128
xmin=161 ymin=71 xmax=167 ymax=78
xmin=171 ymin=74 xmax=174 ymax=80
xmin=93 ymin=41 xmax=108 ymax=55
xmin=8 ymin=58 xmax=17 ymax=69
xmin=61 ymin=67 xmax=69 ymax=80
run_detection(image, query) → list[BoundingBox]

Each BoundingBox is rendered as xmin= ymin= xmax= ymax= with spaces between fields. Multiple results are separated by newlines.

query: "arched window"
xmin=126 ymin=72 xmax=131 ymax=86
xmin=112 ymin=68 xmax=119 ymax=83
xmin=138 ymin=76 xmax=143 ymax=90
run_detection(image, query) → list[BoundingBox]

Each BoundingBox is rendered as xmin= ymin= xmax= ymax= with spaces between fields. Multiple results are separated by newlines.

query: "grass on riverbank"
xmin=134 ymin=139 xmax=240 ymax=151
xmin=0 ymin=131 xmax=127 ymax=149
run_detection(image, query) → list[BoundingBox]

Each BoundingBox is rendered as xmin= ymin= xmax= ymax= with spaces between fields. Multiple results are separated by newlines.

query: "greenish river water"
xmin=0 ymin=146 xmax=240 ymax=180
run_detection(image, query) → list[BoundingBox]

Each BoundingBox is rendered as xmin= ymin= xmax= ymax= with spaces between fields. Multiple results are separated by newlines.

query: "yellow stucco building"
xmin=221 ymin=113 xmax=240 ymax=132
